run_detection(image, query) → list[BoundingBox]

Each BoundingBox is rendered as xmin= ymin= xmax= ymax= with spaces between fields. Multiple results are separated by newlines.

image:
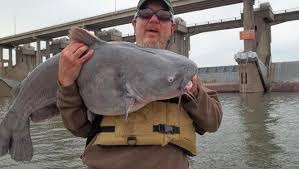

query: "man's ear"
xmin=171 ymin=22 xmax=176 ymax=33
xmin=132 ymin=19 xmax=136 ymax=28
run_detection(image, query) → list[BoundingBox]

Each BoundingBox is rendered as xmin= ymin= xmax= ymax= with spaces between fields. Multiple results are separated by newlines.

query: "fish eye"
xmin=168 ymin=76 xmax=174 ymax=83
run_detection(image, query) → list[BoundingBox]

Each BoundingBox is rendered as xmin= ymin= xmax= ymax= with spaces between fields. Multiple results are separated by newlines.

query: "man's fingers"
xmin=79 ymin=50 xmax=94 ymax=64
xmin=192 ymin=74 xmax=199 ymax=81
xmin=68 ymin=42 xmax=85 ymax=53
xmin=73 ymin=46 xmax=89 ymax=58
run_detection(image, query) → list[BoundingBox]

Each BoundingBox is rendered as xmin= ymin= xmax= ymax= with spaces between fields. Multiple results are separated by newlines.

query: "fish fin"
xmin=10 ymin=119 xmax=33 ymax=161
xmin=30 ymin=104 xmax=59 ymax=123
xmin=0 ymin=111 xmax=33 ymax=161
xmin=123 ymin=97 xmax=135 ymax=122
xmin=0 ymin=114 xmax=11 ymax=157
xmin=68 ymin=27 xmax=106 ymax=46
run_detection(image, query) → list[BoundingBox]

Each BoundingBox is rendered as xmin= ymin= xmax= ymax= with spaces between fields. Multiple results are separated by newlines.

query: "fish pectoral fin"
xmin=30 ymin=104 xmax=59 ymax=123
xmin=123 ymin=96 xmax=136 ymax=121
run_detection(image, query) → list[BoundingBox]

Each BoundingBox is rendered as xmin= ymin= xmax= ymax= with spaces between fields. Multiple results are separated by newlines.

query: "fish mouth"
xmin=180 ymin=72 xmax=197 ymax=94
xmin=184 ymin=81 xmax=193 ymax=91
xmin=179 ymin=80 xmax=193 ymax=95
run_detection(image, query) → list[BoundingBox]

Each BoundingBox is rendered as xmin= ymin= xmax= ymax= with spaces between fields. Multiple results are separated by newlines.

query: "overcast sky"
xmin=0 ymin=0 xmax=298 ymax=67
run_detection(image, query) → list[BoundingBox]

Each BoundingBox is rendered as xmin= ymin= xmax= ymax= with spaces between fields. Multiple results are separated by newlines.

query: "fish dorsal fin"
xmin=68 ymin=27 xmax=105 ymax=46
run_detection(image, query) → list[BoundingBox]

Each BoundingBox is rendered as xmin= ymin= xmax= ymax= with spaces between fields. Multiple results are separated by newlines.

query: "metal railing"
xmin=187 ymin=16 xmax=241 ymax=27
xmin=274 ymin=7 xmax=299 ymax=14
xmin=187 ymin=7 xmax=299 ymax=27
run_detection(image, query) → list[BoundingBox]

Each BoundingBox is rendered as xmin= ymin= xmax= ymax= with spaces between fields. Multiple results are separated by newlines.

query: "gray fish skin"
xmin=0 ymin=28 xmax=198 ymax=161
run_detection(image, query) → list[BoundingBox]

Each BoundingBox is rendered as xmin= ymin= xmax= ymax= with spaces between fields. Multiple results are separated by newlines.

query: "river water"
xmin=0 ymin=92 xmax=298 ymax=169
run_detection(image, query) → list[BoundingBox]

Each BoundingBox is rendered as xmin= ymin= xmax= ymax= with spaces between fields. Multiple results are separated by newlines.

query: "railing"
xmin=273 ymin=7 xmax=299 ymax=14
xmin=187 ymin=16 xmax=241 ymax=27
xmin=187 ymin=7 xmax=299 ymax=27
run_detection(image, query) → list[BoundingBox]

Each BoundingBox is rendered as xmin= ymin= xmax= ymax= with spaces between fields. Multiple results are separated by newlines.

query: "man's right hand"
xmin=58 ymin=42 xmax=94 ymax=87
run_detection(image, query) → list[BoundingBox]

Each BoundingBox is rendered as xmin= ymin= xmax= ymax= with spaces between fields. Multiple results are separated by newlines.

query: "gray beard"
xmin=138 ymin=40 xmax=167 ymax=49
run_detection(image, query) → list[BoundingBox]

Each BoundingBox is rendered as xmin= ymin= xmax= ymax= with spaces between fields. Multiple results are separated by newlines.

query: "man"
xmin=57 ymin=0 xmax=223 ymax=169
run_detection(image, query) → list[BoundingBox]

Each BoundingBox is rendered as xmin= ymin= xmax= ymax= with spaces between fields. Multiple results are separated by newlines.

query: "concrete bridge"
xmin=0 ymin=0 xmax=298 ymax=93
xmin=0 ymin=0 xmax=243 ymax=47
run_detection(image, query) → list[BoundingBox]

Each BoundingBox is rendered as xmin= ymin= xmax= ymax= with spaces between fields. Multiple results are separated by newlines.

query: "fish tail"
xmin=0 ymin=112 xmax=12 ymax=157
xmin=0 ymin=111 xmax=33 ymax=161
xmin=10 ymin=119 xmax=33 ymax=161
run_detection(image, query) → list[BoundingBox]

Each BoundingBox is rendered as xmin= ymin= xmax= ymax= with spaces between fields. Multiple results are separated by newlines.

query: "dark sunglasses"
xmin=137 ymin=8 xmax=173 ymax=21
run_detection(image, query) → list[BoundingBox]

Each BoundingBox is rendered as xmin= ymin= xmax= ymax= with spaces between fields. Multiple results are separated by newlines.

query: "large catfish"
xmin=0 ymin=28 xmax=198 ymax=161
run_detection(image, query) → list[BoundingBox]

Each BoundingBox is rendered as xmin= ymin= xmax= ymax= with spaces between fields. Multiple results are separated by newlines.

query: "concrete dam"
xmin=199 ymin=61 xmax=299 ymax=93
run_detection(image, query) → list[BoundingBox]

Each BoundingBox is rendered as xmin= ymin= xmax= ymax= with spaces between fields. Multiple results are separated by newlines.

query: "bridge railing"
xmin=186 ymin=6 xmax=299 ymax=27
xmin=187 ymin=16 xmax=241 ymax=27
xmin=122 ymin=33 xmax=135 ymax=38
xmin=273 ymin=7 xmax=299 ymax=14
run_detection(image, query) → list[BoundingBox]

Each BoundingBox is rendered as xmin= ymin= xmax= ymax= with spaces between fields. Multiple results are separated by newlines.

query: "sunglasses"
xmin=137 ymin=8 xmax=173 ymax=21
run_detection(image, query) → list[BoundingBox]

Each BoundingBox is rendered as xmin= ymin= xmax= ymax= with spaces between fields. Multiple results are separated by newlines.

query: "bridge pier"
xmin=8 ymin=44 xmax=36 ymax=80
xmin=36 ymin=40 xmax=42 ymax=67
xmin=0 ymin=47 xmax=3 ymax=76
xmin=169 ymin=18 xmax=190 ymax=57
xmin=254 ymin=3 xmax=274 ymax=90
xmin=95 ymin=29 xmax=123 ymax=42
xmin=46 ymin=40 xmax=51 ymax=59
xmin=254 ymin=3 xmax=274 ymax=67
xmin=50 ymin=38 xmax=69 ymax=55
xmin=237 ymin=0 xmax=266 ymax=93
xmin=8 ymin=48 xmax=13 ymax=70
xmin=236 ymin=2 xmax=275 ymax=93
xmin=243 ymin=0 xmax=255 ymax=51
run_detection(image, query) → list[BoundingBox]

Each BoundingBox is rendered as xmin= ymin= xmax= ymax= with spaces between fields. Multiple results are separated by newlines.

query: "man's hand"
xmin=58 ymin=42 xmax=94 ymax=87
xmin=188 ymin=74 xmax=200 ymax=95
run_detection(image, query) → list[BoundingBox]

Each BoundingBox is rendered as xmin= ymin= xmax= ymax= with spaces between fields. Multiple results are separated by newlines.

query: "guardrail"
xmin=187 ymin=16 xmax=241 ymax=27
xmin=187 ymin=7 xmax=299 ymax=27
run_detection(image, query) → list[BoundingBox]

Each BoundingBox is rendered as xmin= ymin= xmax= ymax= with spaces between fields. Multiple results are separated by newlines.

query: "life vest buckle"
xmin=153 ymin=124 xmax=180 ymax=134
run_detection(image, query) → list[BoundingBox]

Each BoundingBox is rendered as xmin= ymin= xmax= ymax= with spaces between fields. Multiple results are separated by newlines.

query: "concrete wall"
xmin=199 ymin=65 xmax=240 ymax=93
xmin=270 ymin=61 xmax=299 ymax=92
xmin=271 ymin=61 xmax=299 ymax=82
xmin=199 ymin=65 xmax=239 ymax=83
xmin=199 ymin=61 xmax=299 ymax=92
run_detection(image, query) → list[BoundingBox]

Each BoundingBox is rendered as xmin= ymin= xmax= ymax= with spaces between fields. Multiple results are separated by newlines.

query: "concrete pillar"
xmin=46 ymin=40 xmax=51 ymax=59
xmin=95 ymin=29 xmax=122 ymax=41
xmin=243 ymin=0 xmax=255 ymax=51
xmin=254 ymin=2 xmax=274 ymax=67
xmin=50 ymin=38 xmax=69 ymax=55
xmin=36 ymin=40 xmax=41 ymax=66
xmin=169 ymin=17 xmax=190 ymax=57
xmin=0 ymin=47 xmax=3 ymax=76
xmin=236 ymin=0 xmax=266 ymax=93
xmin=8 ymin=48 xmax=13 ymax=69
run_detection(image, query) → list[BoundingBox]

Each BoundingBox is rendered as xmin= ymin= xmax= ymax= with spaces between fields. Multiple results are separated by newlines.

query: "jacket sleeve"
xmin=56 ymin=82 xmax=91 ymax=138
xmin=182 ymin=82 xmax=223 ymax=135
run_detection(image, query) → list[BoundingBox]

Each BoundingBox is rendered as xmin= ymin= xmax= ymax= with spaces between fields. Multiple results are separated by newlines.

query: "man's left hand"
xmin=188 ymin=75 xmax=199 ymax=95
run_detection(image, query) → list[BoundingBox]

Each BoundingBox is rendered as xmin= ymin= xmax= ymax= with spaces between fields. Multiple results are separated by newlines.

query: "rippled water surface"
xmin=0 ymin=93 xmax=298 ymax=169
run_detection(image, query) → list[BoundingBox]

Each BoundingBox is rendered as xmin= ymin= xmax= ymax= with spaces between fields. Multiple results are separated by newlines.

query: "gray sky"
xmin=0 ymin=0 xmax=298 ymax=67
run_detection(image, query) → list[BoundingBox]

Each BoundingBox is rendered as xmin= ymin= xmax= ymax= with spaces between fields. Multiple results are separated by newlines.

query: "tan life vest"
xmin=93 ymin=101 xmax=197 ymax=156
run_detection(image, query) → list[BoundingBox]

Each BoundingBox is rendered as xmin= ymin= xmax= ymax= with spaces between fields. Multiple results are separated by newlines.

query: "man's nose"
xmin=148 ymin=14 xmax=159 ymax=23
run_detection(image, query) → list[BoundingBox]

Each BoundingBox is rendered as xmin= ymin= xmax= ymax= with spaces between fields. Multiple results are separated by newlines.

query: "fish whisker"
xmin=177 ymin=91 xmax=183 ymax=111
xmin=184 ymin=91 xmax=200 ymax=110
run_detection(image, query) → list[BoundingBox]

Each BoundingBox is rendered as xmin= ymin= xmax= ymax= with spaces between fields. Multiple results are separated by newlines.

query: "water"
xmin=0 ymin=93 xmax=298 ymax=169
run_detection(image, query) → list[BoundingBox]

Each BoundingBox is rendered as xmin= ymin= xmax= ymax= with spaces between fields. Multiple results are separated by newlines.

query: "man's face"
xmin=132 ymin=1 xmax=176 ymax=49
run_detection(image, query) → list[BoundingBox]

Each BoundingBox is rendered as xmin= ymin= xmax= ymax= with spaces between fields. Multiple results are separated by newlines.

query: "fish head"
xmin=130 ymin=49 xmax=198 ymax=103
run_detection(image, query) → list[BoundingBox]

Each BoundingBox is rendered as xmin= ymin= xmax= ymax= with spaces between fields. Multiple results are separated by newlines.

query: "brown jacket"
xmin=57 ymin=82 xmax=222 ymax=169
